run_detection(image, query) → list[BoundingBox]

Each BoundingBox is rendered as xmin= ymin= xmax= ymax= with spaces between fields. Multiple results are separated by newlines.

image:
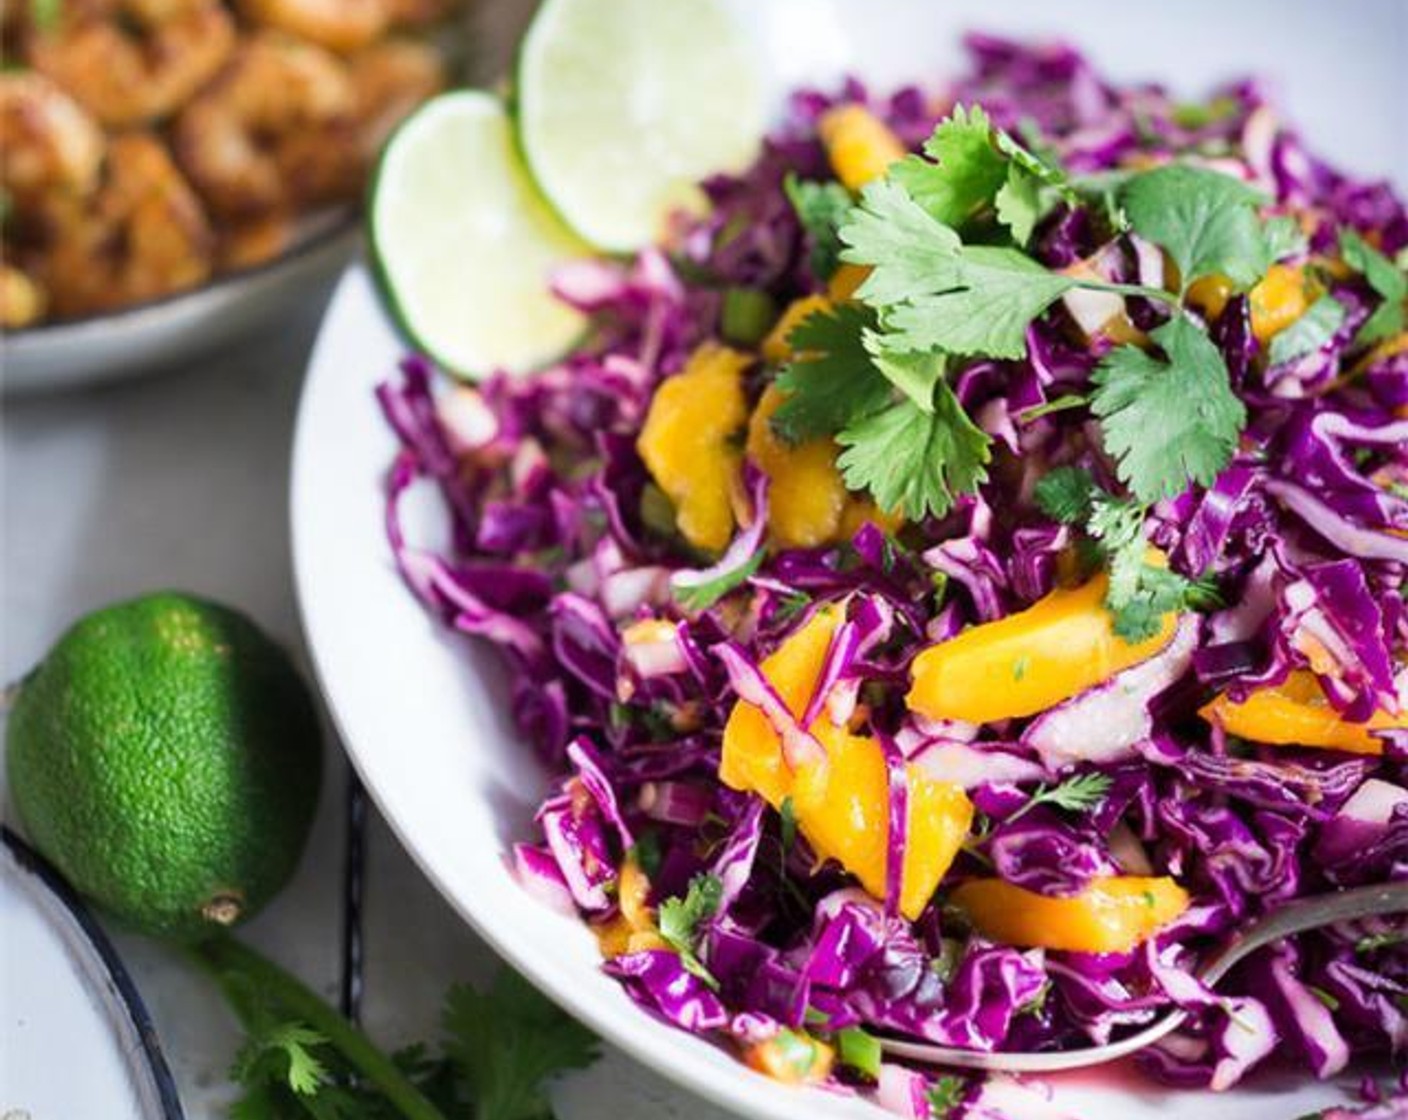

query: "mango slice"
xmin=721 ymin=606 xmax=842 ymax=804
xmin=761 ymin=294 xmax=831 ymax=365
xmin=1200 ymin=669 xmax=1403 ymax=755
xmin=746 ymin=385 xmax=850 ymax=548
xmin=907 ymin=573 xmax=1178 ymax=725
xmin=1188 ymin=265 xmax=1313 ymax=346
xmin=1249 ymin=263 xmax=1311 ymax=344
xmin=637 ymin=343 xmax=749 ymax=552
xmin=722 ymin=606 xmax=973 ymax=920
xmin=817 ymin=104 xmax=906 ymax=192
xmin=953 ymin=875 xmax=1189 ymax=953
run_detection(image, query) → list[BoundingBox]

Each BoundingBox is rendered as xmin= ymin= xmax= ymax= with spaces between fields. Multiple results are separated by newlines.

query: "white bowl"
xmin=291 ymin=3 xmax=1404 ymax=1116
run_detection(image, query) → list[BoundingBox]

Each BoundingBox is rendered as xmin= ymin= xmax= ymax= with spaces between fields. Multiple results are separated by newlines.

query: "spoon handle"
xmin=878 ymin=881 xmax=1408 ymax=1074
xmin=1201 ymin=881 xmax=1408 ymax=986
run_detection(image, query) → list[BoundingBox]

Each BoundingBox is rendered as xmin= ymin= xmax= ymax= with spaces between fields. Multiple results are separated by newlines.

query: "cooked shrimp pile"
xmin=0 ymin=0 xmax=453 ymax=327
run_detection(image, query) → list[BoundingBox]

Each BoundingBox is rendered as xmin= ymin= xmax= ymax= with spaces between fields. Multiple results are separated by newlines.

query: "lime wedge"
xmin=368 ymin=90 xmax=590 ymax=378
xmin=516 ymin=0 xmax=766 ymax=252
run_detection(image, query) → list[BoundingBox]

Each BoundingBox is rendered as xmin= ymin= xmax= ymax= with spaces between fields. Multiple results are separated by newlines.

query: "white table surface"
xmin=0 ymin=280 xmax=733 ymax=1120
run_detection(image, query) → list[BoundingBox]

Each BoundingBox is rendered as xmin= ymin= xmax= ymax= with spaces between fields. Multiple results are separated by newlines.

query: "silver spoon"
xmin=879 ymin=881 xmax=1408 ymax=1072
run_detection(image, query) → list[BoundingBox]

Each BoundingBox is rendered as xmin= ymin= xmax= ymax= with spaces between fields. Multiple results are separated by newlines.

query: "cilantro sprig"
xmin=1341 ymin=228 xmax=1407 ymax=347
xmin=771 ymin=303 xmax=991 ymax=521
xmin=1006 ymin=772 xmax=1114 ymax=824
xmin=197 ymin=935 xmax=597 ymax=1120
xmin=1035 ymin=465 xmax=1220 ymax=640
xmin=1090 ymin=316 xmax=1247 ymax=505
xmin=658 ymin=873 xmax=724 ymax=989
xmin=766 ymin=101 xmax=1312 ymax=533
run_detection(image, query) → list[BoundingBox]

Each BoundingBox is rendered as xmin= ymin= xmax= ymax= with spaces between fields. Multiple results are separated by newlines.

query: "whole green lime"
xmin=6 ymin=592 xmax=323 ymax=941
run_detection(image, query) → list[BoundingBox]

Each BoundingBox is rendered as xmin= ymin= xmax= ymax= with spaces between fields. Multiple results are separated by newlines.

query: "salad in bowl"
xmin=373 ymin=27 xmax=1407 ymax=1120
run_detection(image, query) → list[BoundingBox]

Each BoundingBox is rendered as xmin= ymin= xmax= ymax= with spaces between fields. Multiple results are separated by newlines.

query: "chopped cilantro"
xmin=836 ymin=1026 xmax=883 ymax=1081
xmin=657 ymin=874 xmax=724 ymax=989
xmin=673 ymin=548 xmax=765 ymax=613
xmin=784 ymin=174 xmax=854 ymax=279
xmin=927 ymin=1074 xmax=970 ymax=1119
xmin=1037 ymin=465 xmax=1219 ymax=640
xmin=779 ymin=796 xmax=798 ymax=856
xmin=1268 ymin=293 xmax=1347 ymax=365
xmin=1262 ymin=214 xmax=1309 ymax=262
xmin=1341 ymin=228 xmax=1407 ymax=347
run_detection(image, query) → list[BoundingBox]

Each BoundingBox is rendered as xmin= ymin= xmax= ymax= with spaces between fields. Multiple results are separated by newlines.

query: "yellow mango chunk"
xmin=762 ymin=294 xmax=831 ymax=364
xmin=746 ymin=385 xmax=849 ymax=548
xmin=907 ymin=572 xmax=1178 ymax=725
xmin=594 ymin=857 xmax=668 ymax=958
xmin=1187 ymin=274 xmax=1234 ymax=322
xmin=637 ymin=343 xmax=749 ymax=552
xmin=836 ymin=497 xmax=904 ymax=541
xmin=1249 ymin=263 xmax=1311 ymax=344
xmin=721 ymin=606 xmax=843 ymax=805
xmin=953 ymin=875 xmax=1189 ymax=953
xmin=1201 ymin=669 xmax=1403 ymax=755
xmin=827 ymin=263 xmax=871 ymax=301
xmin=794 ymin=723 xmax=973 ymax=920
xmin=722 ymin=605 xmax=973 ymax=919
xmin=745 ymin=1032 xmax=834 ymax=1085
xmin=818 ymin=104 xmax=906 ymax=192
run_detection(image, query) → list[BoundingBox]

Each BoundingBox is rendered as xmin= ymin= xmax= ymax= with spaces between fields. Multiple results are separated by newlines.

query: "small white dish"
xmin=291 ymin=2 xmax=1404 ymax=1117
xmin=2 ymin=216 xmax=358 ymax=396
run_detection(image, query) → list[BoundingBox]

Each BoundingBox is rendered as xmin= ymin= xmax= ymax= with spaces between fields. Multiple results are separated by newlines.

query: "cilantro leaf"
xmin=890 ymin=104 xmax=1008 ymax=227
xmin=882 ymin=246 xmax=1077 ymax=358
xmin=1262 ymin=214 xmax=1309 ymax=262
xmin=1091 ymin=315 xmax=1247 ymax=504
xmin=443 ymin=971 xmax=599 ymax=1120
xmin=772 ymin=303 xmax=891 ymax=442
xmin=995 ymin=166 xmax=1043 ymax=246
xmin=1035 ymin=467 xmax=1220 ymax=640
xmin=1268 ymin=293 xmax=1347 ymax=366
xmin=927 ymin=1074 xmax=970 ymax=1119
xmin=1034 ymin=465 xmax=1100 ymax=524
xmin=836 ymin=380 xmax=991 ymax=520
xmin=233 ymin=1023 xmax=332 ymax=1100
xmin=784 ymin=174 xmax=853 ymax=279
xmin=1012 ymin=772 xmax=1114 ymax=821
xmin=840 ymin=178 xmax=964 ymax=305
xmin=993 ymin=129 xmax=1077 ymax=245
xmin=841 ymin=179 xmax=1079 ymax=357
xmin=672 ymin=547 xmax=765 ymax=613
xmin=1121 ymin=165 xmax=1269 ymax=289
xmin=863 ymin=330 xmax=946 ymax=411
xmin=657 ymin=874 xmax=724 ymax=988
xmin=1341 ymin=228 xmax=1407 ymax=347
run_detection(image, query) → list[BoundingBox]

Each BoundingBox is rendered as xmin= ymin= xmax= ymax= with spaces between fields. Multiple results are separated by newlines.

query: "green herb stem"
xmin=191 ymin=936 xmax=447 ymax=1120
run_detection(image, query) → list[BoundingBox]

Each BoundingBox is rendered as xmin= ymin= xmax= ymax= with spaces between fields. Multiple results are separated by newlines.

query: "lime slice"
xmin=368 ymin=90 xmax=590 ymax=378
xmin=517 ymin=0 xmax=766 ymax=252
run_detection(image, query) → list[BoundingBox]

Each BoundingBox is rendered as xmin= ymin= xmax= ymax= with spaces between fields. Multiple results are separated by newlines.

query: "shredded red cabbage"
xmin=379 ymin=34 xmax=1407 ymax=1118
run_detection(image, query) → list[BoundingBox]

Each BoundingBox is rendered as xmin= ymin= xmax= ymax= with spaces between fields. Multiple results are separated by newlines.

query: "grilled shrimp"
xmin=0 ymin=263 xmax=47 ymax=328
xmin=234 ymin=0 xmax=388 ymax=54
xmin=385 ymin=0 xmax=461 ymax=29
xmin=40 ymin=132 xmax=214 ymax=318
xmin=25 ymin=0 xmax=236 ymax=127
xmin=348 ymin=38 xmax=446 ymax=158
xmin=0 ymin=71 xmax=105 ymax=204
xmin=173 ymin=33 xmax=362 ymax=221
